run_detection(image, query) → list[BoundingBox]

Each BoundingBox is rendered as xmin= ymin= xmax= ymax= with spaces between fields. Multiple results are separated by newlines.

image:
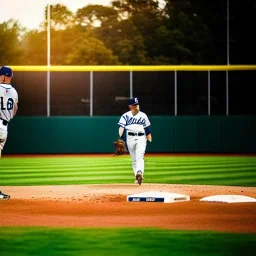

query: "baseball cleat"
xmin=0 ymin=191 xmax=10 ymax=200
xmin=136 ymin=171 xmax=143 ymax=185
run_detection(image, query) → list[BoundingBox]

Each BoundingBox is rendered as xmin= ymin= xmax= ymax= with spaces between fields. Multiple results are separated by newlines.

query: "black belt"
xmin=0 ymin=118 xmax=8 ymax=126
xmin=128 ymin=132 xmax=145 ymax=136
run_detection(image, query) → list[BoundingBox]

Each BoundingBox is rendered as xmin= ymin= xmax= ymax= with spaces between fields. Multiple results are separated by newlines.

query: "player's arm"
xmin=13 ymin=100 xmax=18 ymax=116
xmin=144 ymin=114 xmax=152 ymax=142
xmin=144 ymin=126 xmax=152 ymax=142
xmin=147 ymin=134 xmax=152 ymax=142
xmin=118 ymin=115 xmax=126 ymax=139
xmin=119 ymin=126 xmax=124 ymax=138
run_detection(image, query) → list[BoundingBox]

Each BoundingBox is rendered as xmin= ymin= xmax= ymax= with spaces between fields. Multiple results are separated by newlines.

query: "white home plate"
xmin=200 ymin=195 xmax=256 ymax=203
xmin=127 ymin=191 xmax=190 ymax=203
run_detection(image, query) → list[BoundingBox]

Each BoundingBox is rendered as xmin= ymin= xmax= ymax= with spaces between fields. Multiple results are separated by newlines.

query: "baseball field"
xmin=0 ymin=154 xmax=256 ymax=255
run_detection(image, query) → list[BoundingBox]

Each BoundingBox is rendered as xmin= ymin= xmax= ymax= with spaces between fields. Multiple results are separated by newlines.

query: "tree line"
xmin=1 ymin=0 xmax=255 ymax=65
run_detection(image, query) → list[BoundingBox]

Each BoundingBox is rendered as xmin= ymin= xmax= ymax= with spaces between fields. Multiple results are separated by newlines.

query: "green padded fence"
xmin=4 ymin=116 xmax=256 ymax=154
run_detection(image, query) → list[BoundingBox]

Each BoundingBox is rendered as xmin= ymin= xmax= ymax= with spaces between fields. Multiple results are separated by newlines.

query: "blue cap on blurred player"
xmin=129 ymin=97 xmax=139 ymax=106
xmin=0 ymin=66 xmax=13 ymax=77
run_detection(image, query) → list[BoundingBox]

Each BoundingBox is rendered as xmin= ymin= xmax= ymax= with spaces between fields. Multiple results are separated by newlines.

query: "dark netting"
xmin=229 ymin=71 xmax=256 ymax=115
xmin=11 ymin=72 xmax=47 ymax=116
xmin=133 ymin=72 xmax=174 ymax=115
xmin=50 ymin=72 xmax=90 ymax=116
xmin=209 ymin=71 xmax=226 ymax=115
xmin=93 ymin=72 xmax=130 ymax=116
xmin=11 ymin=70 xmax=256 ymax=116
xmin=176 ymin=71 xmax=208 ymax=115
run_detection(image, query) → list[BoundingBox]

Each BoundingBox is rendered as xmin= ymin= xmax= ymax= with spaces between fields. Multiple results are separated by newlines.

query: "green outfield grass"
xmin=1 ymin=155 xmax=256 ymax=256
xmin=0 ymin=155 xmax=256 ymax=186
xmin=0 ymin=227 xmax=255 ymax=256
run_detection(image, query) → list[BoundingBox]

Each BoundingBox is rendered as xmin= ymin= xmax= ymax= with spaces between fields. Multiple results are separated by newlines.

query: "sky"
xmin=1 ymin=0 xmax=113 ymax=29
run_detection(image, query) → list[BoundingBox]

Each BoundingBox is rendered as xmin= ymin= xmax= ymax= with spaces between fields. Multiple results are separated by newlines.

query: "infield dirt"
xmin=1 ymin=184 xmax=256 ymax=233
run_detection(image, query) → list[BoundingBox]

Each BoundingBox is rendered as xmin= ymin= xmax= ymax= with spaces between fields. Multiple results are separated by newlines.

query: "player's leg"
xmin=0 ymin=131 xmax=10 ymax=197
xmin=0 ymin=142 xmax=4 ymax=158
xmin=135 ymin=137 xmax=147 ymax=176
xmin=126 ymin=137 xmax=137 ymax=177
xmin=0 ymin=190 xmax=10 ymax=199
xmin=0 ymin=129 xmax=8 ymax=158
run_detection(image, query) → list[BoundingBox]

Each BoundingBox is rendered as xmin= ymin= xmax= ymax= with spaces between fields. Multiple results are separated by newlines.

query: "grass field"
xmin=0 ymin=155 xmax=256 ymax=186
xmin=0 ymin=227 xmax=255 ymax=256
xmin=0 ymin=154 xmax=256 ymax=256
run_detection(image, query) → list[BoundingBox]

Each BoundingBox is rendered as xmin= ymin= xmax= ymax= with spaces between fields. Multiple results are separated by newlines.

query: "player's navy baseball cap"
xmin=0 ymin=66 xmax=13 ymax=77
xmin=129 ymin=97 xmax=139 ymax=105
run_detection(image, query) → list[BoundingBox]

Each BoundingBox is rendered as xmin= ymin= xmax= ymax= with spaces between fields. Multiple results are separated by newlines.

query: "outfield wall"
xmin=4 ymin=116 xmax=256 ymax=154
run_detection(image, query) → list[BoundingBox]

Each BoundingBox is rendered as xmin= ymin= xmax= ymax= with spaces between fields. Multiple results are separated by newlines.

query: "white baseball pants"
xmin=0 ymin=127 xmax=7 ymax=150
xmin=126 ymin=134 xmax=147 ymax=177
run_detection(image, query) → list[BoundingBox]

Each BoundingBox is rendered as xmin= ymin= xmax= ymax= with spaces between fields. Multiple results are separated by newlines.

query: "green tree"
xmin=115 ymin=36 xmax=148 ymax=64
xmin=112 ymin=0 xmax=164 ymax=63
xmin=111 ymin=0 xmax=213 ymax=64
xmin=163 ymin=0 xmax=213 ymax=64
xmin=95 ymin=18 xmax=148 ymax=64
xmin=44 ymin=4 xmax=74 ymax=30
xmin=50 ymin=27 xmax=84 ymax=65
xmin=75 ymin=5 xmax=118 ymax=28
xmin=20 ymin=30 xmax=47 ymax=64
xmin=14 ymin=1 xmax=216 ymax=65
xmin=65 ymin=37 xmax=119 ymax=65
xmin=0 ymin=20 xmax=23 ymax=64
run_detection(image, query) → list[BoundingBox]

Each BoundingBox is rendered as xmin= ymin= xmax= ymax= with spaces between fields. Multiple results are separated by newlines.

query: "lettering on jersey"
xmin=0 ymin=97 xmax=14 ymax=110
xmin=124 ymin=115 xmax=146 ymax=126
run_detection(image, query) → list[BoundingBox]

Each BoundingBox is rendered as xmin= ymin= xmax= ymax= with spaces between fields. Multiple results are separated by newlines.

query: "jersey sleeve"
xmin=144 ymin=114 xmax=151 ymax=128
xmin=13 ymin=88 xmax=18 ymax=103
xmin=118 ymin=115 xmax=126 ymax=128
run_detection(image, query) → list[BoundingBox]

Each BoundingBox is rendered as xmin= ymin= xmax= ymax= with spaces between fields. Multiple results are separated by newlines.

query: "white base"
xmin=127 ymin=191 xmax=190 ymax=203
xmin=200 ymin=194 xmax=256 ymax=203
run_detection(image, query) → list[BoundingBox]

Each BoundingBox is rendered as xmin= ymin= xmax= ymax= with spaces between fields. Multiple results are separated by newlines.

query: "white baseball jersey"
xmin=118 ymin=111 xmax=151 ymax=133
xmin=0 ymin=83 xmax=18 ymax=122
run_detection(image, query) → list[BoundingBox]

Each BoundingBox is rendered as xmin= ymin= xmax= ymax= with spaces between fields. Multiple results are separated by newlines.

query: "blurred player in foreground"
xmin=0 ymin=66 xmax=18 ymax=199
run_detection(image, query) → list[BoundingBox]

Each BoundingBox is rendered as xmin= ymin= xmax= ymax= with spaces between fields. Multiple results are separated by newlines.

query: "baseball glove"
xmin=113 ymin=139 xmax=127 ymax=156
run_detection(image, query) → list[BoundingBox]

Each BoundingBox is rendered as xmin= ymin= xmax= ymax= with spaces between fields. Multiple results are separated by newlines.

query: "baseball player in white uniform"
xmin=118 ymin=97 xmax=152 ymax=185
xmin=0 ymin=66 xmax=18 ymax=199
